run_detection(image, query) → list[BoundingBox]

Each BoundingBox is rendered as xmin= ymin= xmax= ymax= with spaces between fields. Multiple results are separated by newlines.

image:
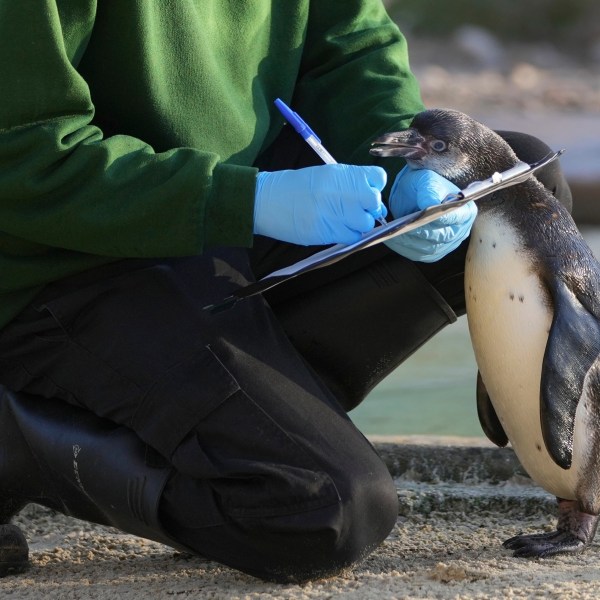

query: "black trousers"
xmin=0 ymin=130 xmax=571 ymax=581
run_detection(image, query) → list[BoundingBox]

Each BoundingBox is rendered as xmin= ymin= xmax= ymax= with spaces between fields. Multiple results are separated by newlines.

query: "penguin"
xmin=370 ymin=108 xmax=600 ymax=557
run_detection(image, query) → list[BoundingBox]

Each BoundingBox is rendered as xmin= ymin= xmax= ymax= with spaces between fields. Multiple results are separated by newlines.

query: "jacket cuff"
xmin=203 ymin=163 xmax=257 ymax=248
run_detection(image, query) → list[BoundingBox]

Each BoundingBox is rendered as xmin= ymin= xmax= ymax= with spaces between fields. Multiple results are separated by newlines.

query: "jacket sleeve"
xmin=292 ymin=0 xmax=424 ymax=181
xmin=0 ymin=2 xmax=256 ymax=258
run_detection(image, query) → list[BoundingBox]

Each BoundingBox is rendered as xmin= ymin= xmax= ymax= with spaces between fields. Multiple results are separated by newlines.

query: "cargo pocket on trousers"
xmin=134 ymin=345 xmax=341 ymax=520
xmin=131 ymin=345 xmax=240 ymax=460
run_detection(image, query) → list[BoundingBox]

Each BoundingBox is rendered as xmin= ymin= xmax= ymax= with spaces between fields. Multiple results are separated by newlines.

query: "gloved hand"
xmin=384 ymin=167 xmax=477 ymax=263
xmin=254 ymin=164 xmax=387 ymax=246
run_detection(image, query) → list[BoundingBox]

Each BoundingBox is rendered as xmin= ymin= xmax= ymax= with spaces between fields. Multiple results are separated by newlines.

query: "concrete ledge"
xmin=396 ymin=480 xmax=553 ymax=517
xmin=371 ymin=440 xmax=554 ymax=517
xmin=373 ymin=441 xmax=528 ymax=484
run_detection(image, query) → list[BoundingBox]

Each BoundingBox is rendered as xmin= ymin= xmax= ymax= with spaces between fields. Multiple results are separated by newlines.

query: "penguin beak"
xmin=370 ymin=129 xmax=428 ymax=159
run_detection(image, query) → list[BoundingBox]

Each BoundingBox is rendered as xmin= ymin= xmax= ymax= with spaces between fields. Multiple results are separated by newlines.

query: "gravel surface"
xmin=4 ymin=440 xmax=600 ymax=599
xmin=2 ymin=492 xmax=600 ymax=599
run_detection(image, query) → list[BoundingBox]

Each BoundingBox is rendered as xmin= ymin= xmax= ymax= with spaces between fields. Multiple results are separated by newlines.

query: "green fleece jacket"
xmin=0 ymin=0 xmax=424 ymax=328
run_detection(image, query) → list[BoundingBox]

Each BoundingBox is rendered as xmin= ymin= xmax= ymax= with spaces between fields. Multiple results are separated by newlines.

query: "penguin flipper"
xmin=541 ymin=279 xmax=600 ymax=469
xmin=476 ymin=371 xmax=508 ymax=447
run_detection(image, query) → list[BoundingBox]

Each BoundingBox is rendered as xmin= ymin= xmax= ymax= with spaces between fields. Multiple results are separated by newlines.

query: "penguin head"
xmin=370 ymin=108 xmax=519 ymax=188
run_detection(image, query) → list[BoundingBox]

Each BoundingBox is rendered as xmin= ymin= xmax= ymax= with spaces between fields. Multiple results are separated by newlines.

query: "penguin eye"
xmin=431 ymin=139 xmax=447 ymax=152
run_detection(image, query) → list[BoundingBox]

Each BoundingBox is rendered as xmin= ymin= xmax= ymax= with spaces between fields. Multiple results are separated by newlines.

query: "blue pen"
xmin=274 ymin=98 xmax=388 ymax=226
xmin=274 ymin=98 xmax=337 ymax=164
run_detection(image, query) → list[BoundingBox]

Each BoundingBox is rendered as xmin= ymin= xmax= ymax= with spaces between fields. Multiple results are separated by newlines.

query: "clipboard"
xmin=205 ymin=150 xmax=563 ymax=313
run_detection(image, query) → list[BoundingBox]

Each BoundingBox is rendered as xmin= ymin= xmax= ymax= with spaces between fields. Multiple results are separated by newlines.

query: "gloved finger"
xmin=329 ymin=225 xmax=363 ymax=246
xmin=343 ymin=202 xmax=377 ymax=233
xmin=428 ymin=201 xmax=477 ymax=227
xmin=369 ymin=198 xmax=388 ymax=220
xmin=362 ymin=165 xmax=387 ymax=192
xmin=387 ymin=233 xmax=429 ymax=254
xmin=414 ymin=216 xmax=474 ymax=260
xmin=417 ymin=234 xmax=470 ymax=263
xmin=407 ymin=211 xmax=473 ymax=244
xmin=414 ymin=171 xmax=461 ymax=210
xmin=358 ymin=185 xmax=388 ymax=222
xmin=385 ymin=226 xmax=467 ymax=263
xmin=388 ymin=166 xmax=419 ymax=215
xmin=389 ymin=167 xmax=460 ymax=218
xmin=353 ymin=166 xmax=387 ymax=217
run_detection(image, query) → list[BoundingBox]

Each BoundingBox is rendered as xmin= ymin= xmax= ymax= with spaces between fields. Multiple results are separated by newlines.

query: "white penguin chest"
xmin=465 ymin=213 xmax=579 ymax=498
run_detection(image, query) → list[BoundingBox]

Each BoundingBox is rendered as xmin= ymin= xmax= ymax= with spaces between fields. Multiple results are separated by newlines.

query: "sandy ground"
xmin=2 ymin=439 xmax=600 ymax=599
xmin=2 ymin=492 xmax=600 ymax=599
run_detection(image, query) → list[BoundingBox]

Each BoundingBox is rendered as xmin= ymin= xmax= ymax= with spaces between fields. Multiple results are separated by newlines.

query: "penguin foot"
xmin=503 ymin=530 xmax=586 ymax=557
xmin=503 ymin=509 xmax=599 ymax=558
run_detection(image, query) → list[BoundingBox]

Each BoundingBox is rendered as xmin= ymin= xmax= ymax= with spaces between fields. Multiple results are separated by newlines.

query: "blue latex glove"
xmin=254 ymin=164 xmax=387 ymax=246
xmin=384 ymin=167 xmax=477 ymax=263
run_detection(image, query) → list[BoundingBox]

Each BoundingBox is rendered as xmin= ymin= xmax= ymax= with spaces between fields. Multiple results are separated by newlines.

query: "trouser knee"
xmin=160 ymin=463 xmax=398 ymax=582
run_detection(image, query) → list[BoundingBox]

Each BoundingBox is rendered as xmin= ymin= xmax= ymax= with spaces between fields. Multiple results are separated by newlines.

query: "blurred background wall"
xmin=383 ymin=0 xmax=600 ymax=222
xmin=384 ymin=0 xmax=600 ymax=63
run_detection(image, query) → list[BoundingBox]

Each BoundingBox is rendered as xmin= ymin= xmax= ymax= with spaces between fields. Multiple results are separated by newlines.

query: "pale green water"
xmin=350 ymin=227 xmax=600 ymax=438
xmin=350 ymin=316 xmax=482 ymax=437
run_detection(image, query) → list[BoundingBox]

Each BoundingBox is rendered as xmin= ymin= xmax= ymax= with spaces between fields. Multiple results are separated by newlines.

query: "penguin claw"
xmin=503 ymin=530 xmax=563 ymax=550
xmin=503 ymin=531 xmax=586 ymax=558
xmin=504 ymin=503 xmax=599 ymax=558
